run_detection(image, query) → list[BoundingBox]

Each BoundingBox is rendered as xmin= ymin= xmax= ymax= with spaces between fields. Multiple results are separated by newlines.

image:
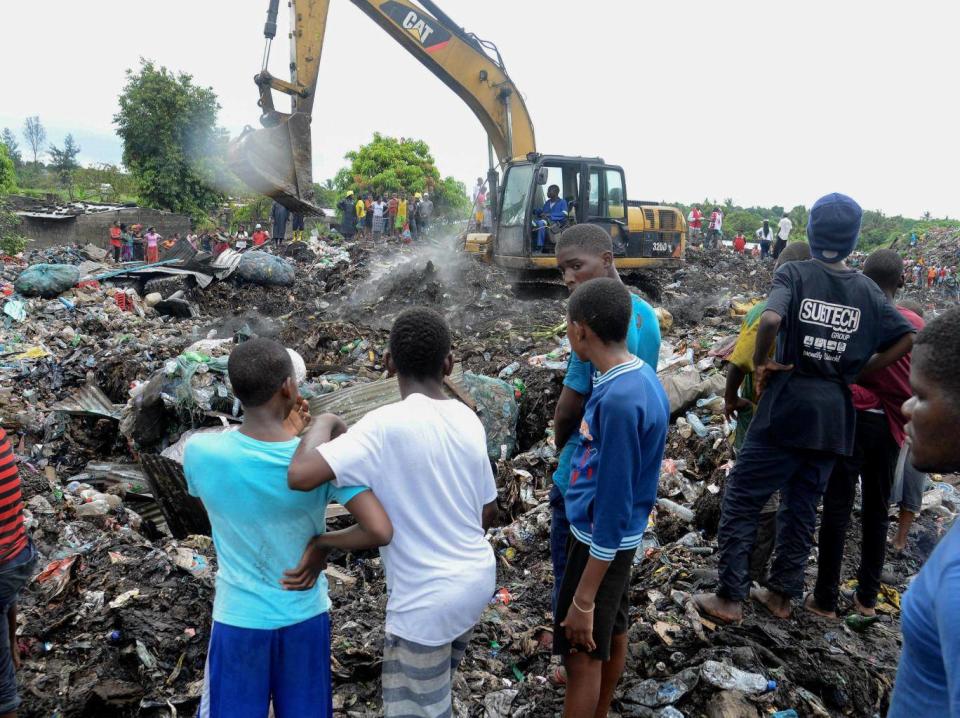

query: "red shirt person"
xmin=733 ymin=232 xmax=747 ymax=254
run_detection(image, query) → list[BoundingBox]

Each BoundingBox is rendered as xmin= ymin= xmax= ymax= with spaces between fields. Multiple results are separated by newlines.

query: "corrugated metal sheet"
xmin=210 ymin=249 xmax=243 ymax=279
xmin=50 ymin=385 xmax=123 ymax=420
xmin=126 ymin=266 xmax=214 ymax=289
xmin=309 ymin=365 xmax=466 ymax=428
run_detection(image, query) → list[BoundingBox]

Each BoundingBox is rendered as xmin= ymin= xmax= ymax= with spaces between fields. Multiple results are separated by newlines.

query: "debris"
xmin=14 ymin=263 xmax=81 ymax=298
xmin=700 ymin=660 xmax=777 ymax=694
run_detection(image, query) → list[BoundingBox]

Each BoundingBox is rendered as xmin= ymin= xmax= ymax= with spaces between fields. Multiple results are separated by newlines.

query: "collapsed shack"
xmin=1 ymin=234 xmax=957 ymax=717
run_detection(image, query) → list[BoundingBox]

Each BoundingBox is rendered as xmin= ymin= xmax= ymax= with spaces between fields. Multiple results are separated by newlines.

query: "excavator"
xmin=229 ymin=0 xmax=686 ymax=273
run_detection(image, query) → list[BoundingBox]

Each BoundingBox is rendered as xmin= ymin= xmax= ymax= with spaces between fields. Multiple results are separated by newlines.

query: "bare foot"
xmin=749 ymin=586 xmax=792 ymax=619
xmin=891 ymin=538 xmax=907 ymax=552
xmin=692 ymin=593 xmax=743 ymax=624
xmin=853 ymin=594 xmax=877 ymax=617
xmin=803 ymin=593 xmax=838 ymax=620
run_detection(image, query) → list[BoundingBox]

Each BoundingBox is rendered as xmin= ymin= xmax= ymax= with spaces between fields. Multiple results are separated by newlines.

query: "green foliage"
xmin=335 ymin=133 xmax=469 ymax=216
xmin=311 ymin=179 xmax=339 ymax=209
xmin=48 ymin=134 xmax=82 ymax=198
xmin=73 ymin=163 xmax=138 ymax=202
xmin=0 ymin=200 xmax=26 ymax=255
xmin=114 ymin=59 xmax=227 ymax=220
xmin=1 ymin=130 xmax=22 ymax=168
xmin=0 ymin=144 xmax=16 ymax=195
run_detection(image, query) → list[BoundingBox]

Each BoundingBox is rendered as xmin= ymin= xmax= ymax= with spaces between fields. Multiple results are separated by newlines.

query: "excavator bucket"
xmin=228 ymin=112 xmax=322 ymax=215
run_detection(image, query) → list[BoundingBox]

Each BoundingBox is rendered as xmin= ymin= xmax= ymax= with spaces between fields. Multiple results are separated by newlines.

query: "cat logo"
xmin=379 ymin=1 xmax=452 ymax=53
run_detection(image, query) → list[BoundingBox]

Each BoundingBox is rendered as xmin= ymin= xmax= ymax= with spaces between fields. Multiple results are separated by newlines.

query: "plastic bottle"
xmin=75 ymin=499 xmax=110 ymax=517
xmin=656 ymin=498 xmax=695 ymax=523
xmin=700 ymin=660 xmax=776 ymax=694
xmin=498 ymin=361 xmax=521 ymax=379
xmin=685 ymin=412 xmax=709 ymax=438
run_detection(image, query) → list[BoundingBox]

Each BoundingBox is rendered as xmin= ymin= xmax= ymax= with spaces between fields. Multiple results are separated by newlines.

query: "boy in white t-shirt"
xmin=288 ymin=307 xmax=498 ymax=717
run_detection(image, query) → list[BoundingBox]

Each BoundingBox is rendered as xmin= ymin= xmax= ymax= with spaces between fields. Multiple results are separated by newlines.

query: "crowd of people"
xmin=68 ymin=192 xmax=959 ymax=717
xmin=903 ymin=257 xmax=956 ymax=291
xmin=687 ymin=206 xmax=796 ymax=259
xmin=336 ymin=190 xmax=434 ymax=242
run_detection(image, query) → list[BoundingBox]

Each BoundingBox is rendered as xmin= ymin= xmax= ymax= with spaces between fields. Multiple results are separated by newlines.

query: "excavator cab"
xmin=480 ymin=154 xmax=685 ymax=272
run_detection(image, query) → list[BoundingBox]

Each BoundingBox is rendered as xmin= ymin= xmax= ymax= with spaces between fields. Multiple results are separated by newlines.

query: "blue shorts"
xmin=199 ymin=612 xmax=332 ymax=718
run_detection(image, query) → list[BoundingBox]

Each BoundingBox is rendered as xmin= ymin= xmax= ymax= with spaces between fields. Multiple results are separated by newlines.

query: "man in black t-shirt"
xmin=694 ymin=193 xmax=915 ymax=624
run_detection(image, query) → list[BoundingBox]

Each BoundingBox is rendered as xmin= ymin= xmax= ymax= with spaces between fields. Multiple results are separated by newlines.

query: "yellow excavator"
xmin=229 ymin=0 xmax=686 ymax=272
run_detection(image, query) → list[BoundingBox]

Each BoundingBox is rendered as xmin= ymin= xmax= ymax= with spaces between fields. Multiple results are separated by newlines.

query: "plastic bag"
xmin=462 ymin=372 xmax=519 ymax=460
xmin=235 ymin=251 xmax=296 ymax=286
xmin=14 ymin=263 xmax=80 ymax=298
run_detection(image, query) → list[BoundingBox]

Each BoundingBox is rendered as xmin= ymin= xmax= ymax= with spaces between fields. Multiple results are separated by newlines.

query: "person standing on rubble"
xmin=120 ymin=223 xmax=134 ymax=262
xmin=756 ymin=219 xmax=774 ymax=259
xmin=693 ymin=193 xmax=915 ymax=624
xmin=396 ymin=193 xmax=408 ymax=236
xmin=687 ymin=206 xmax=703 ymax=244
xmin=109 ymin=221 xmax=122 ymax=262
xmin=733 ymin=230 xmax=747 ymax=254
xmin=354 ymin=195 xmax=366 ymax=240
xmin=387 ymin=193 xmax=399 ymax=237
xmin=0 ymin=427 xmax=38 ymax=718
xmin=773 ymin=213 xmax=793 ymax=259
xmin=554 ymin=278 xmax=669 ymax=718
xmin=806 ymin=249 xmax=925 ymax=620
xmin=364 ymin=194 xmax=374 ymax=238
xmin=338 ymin=191 xmax=357 ymax=239
xmin=271 ymin=201 xmax=290 ymax=247
xmin=291 ymin=212 xmax=305 ymax=242
xmin=371 ymin=195 xmax=386 ymax=240
xmin=287 ymin=308 xmax=499 ymax=718
xmin=887 ymin=307 xmax=960 ymax=718
xmin=722 ymin=242 xmax=812 ymax=584
xmin=418 ymin=193 xmax=434 ymax=236
xmin=144 ymin=226 xmax=162 ymax=264
xmin=408 ymin=193 xmax=420 ymax=240
xmin=184 ymin=339 xmax=392 ymax=718
xmin=708 ymin=207 xmax=723 ymax=249
xmin=551 ymin=225 xmax=661 ymax=676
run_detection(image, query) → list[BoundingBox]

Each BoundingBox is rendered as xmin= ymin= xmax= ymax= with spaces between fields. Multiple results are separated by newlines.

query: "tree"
xmin=22 ymin=116 xmax=46 ymax=165
xmin=0 ymin=144 xmax=16 ymax=195
xmin=48 ymin=134 xmax=82 ymax=198
xmin=311 ymin=179 xmax=339 ymax=209
xmin=114 ymin=59 xmax=227 ymax=218
xmin=1 ymin=130 xmax=22 ymax=169
xmin=335 ymin=133 xmax=469 ymax=216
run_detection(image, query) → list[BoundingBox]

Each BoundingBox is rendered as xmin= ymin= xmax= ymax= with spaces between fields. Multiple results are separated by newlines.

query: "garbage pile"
xmin=4 ymin=239 xmax=958 ymax=717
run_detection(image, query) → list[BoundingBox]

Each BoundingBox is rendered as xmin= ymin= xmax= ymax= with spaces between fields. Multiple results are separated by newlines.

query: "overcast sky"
xmin=4 ymin=0 xmax=957 ymax=218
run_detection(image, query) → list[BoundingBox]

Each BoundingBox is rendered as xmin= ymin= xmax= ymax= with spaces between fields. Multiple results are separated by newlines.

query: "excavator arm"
xmin=229 ymin=0 xmax=536 ymax=213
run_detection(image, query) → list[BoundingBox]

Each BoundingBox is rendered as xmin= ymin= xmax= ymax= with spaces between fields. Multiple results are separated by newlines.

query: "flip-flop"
xmin=691 ymin=593 xmax=742 ymax=626
xmin=802 ymin=592 xmax=838 ymax=620
xmin=549 ymin=665 xmax=567 ymax=686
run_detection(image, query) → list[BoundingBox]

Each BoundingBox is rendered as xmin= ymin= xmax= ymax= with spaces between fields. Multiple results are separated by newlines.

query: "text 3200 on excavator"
xmin=229 ymin=0 xmax=686 ymax=273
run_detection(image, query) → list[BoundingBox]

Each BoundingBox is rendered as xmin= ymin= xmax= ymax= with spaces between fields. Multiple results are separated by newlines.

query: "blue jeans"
xmin=549 ymin=485 xmax=571 ymax=616
xmin=717 ymin=433 xmax=835 ymax=600
xmin=0 ymin=540 xmax=37 ymax=715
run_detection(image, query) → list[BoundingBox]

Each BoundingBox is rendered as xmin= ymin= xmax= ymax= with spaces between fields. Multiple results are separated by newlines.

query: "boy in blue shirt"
xmin=551 ymin=225 xmax=661 ymax=624
xmin=554 ymin=277 xmax=669 ymax=718
xmin=184 ymin=338 xmax=392 ymax=718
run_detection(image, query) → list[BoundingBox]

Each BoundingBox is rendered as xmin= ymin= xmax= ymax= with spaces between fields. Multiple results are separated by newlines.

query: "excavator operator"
xmin=533 ymin=184 xmax=569 ymax=253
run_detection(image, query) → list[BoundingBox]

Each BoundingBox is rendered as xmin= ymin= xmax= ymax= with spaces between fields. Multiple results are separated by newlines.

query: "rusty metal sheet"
xmin=50 ymin=385 xmax=123 ymax=420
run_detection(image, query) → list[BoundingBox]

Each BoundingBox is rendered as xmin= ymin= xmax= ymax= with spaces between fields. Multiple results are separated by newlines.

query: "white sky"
xmin=3 ymin=0 xmax=958 ymax=218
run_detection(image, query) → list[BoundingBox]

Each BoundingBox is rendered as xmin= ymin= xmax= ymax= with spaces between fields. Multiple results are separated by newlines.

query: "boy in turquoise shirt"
xmin=184 ymin=338 xmax=392 ymax=718
xmin=551 ymin=224 xmax=661 ymax=622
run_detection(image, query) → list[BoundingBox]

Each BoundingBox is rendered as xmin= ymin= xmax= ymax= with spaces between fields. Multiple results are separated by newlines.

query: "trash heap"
xmin=3 ymin=239 xmax=958 ymax=717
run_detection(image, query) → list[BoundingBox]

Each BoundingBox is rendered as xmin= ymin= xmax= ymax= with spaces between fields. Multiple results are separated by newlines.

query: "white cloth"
xmin=756 ymin=227 xmax=773 ymax=241
xmin=318 ymin=393 xmax=497 ymax=646
xmin=715 ymin=211 xmax=723 ymax=231
xmin=372 ymin=201 xmax=385 ymax=218
xmin=777 ymin=217 xmax=793 ymax=241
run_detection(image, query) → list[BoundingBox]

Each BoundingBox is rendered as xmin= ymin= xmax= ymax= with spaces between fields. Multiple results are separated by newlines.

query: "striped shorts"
xmin=382 ymin=629 xmax=473 ymax=718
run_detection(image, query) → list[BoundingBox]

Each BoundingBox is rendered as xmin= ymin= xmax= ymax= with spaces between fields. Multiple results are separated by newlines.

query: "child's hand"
xmin=561 ymin=599 xmax=597 ymax=653
xmin=723 ymin=396 xmax=753 ymax=421
xmin=281 ymin=538 xmax=330 ymax=591
xmin=754 ymin=359 xmax=794 ymax=399
xmin=283 ymin=397 xmax=311 ymax=437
